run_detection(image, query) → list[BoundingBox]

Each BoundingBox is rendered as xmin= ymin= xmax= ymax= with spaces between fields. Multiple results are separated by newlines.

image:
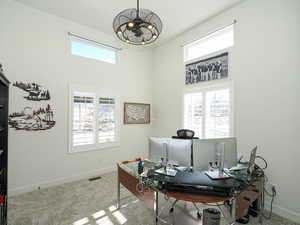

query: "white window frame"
xmin=183 ymin=24 xmax=234 ymax=63
xmin=68 ymin=33 xmax=119 ymax=64
xmin=182 ymin=23 xmax=235 ymax=138
xmin=69 ymin=85 xmax=120 ymax=153
xmin=182 ymin=81 xmax=234 ymax=139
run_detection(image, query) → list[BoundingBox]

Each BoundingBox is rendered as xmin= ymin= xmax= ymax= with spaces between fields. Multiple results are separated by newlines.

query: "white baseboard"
xmin=265 ymin=201 xmax=300 ymax=223
xmin=8 ymin=166 xmax=116 ymax=197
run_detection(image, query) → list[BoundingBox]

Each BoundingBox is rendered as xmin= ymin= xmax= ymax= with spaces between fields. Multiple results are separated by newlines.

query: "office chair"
xmin=172 ymin=129 xmax=196 ymax=139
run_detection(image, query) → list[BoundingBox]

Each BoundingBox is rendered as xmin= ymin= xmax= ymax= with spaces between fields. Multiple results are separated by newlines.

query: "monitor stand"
xmin=206 ymin=142 xmax=231 ymax=180
xmin=155 ymin=167 xmax=178 ymax=177
xmin=205 ymin=170 xmax=231 ymax=180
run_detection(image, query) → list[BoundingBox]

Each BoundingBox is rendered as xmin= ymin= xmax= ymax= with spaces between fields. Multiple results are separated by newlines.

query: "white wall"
xmin=1 ymin=0 xmax=300 ymax=222
xmin=152 ymin=0 xmax=300 ymax=222
xmin=0 ymin=0 xmax=153 ymax=195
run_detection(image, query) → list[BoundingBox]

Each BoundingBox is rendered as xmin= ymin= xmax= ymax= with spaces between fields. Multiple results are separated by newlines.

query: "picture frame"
xmin=124 ymin=102 xmax=150 ymax=124
xmin=185 ymin=52 xmax=229 ymax=85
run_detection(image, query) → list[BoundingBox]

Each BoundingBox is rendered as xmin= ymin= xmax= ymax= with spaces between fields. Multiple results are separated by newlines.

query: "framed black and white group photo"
xmin=185 ymin=52 xmax=229 ymax=85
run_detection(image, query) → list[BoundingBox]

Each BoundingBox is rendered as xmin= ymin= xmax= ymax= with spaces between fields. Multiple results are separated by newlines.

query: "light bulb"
xmin=117 ymin=30 xmax=122 ymax=35
xmin=126 ymin=39 xmax=130 ymax=43
xmin=148 ymin=24 xmax=153 ymax=29
xmin=142 ymin=41 xmax=145 ymax=45
xmin=153 ymin=35 xmax=157 ymax=39
xmin=128 ymin=22 xmax=134 ymax=27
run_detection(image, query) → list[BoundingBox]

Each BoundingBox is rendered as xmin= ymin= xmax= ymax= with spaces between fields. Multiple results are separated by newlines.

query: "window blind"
xmin=184 ymin=88 xmax=231 ymax=139
xmin=205 ymin=89 xmax=230 ymax=138
xmin=73 ymin=95 xmax=95 ymax=146
xmin=98 ymin=97 xmax=116 ymax=143
xmin=70 ymin=87 xmax=120 ymax=153
xmin=184 ymin=93 xmax=204 ymax=138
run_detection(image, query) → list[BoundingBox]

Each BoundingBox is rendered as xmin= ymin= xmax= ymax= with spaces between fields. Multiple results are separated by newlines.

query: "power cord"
xmin=254 ymin=155 xmax=276 ymax=220
xmin=262 ymin=185 xmax=276 ymax=219
xmin=255 ymin=155 xmax=268 ymax=170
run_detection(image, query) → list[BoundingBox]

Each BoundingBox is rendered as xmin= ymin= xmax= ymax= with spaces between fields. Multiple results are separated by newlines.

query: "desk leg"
xmin=258 ymin=179 xmax=264 ymax=224
xmin=230 ymin=198 xmax=237 ymax=225
xmin=257 ymin=197 xmax=263 ymax=224
xmin=117 ymin=180 xmax=121 ymax=210
xmin=155 ymin=191 xmax=158 ymax=225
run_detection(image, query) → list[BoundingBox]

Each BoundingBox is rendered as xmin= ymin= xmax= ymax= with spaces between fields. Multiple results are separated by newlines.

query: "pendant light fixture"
xmin=113 ymin=0 xmax=163 ymax=45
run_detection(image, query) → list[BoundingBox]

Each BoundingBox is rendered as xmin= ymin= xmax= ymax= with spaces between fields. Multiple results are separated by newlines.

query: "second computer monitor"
xmin=148 ymin=137 xmax=168 ymax=163
xmin=167 ymin=139 xmax=192 ymax=167
xmin=193 ymin=137 xmax=237 ymax=170
xmin=148 ymin=137 xmax=192 ymax=167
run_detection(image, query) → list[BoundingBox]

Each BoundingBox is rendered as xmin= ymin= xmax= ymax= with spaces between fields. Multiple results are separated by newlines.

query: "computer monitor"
xmin=149 ymin=138 xmax=192 ymax=167
xmin=148 ymin=137 xmax=168 ymax=163
xmin=167 ymin=139 xmax=192 ymax=167
xmin=193 ymin=137 xmax=237 ymax=171
xmin=247 ymin=146 xmax=257 ymax=173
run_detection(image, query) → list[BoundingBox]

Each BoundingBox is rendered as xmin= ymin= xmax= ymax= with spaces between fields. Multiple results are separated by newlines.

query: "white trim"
xmin=264 ymin=201 xmax=300 ymax=223
xmin=181 ymin=20 xmax=236 ymax=48
xmin=8 ymin=166 xmax=116 ymax=197
xmin=202 ymin=91 xmax=206 ymax=138
xmin=183 ymin=24 xmax=234 ymax=62
xmin=68 ymin=84 xmax=121 ymax=154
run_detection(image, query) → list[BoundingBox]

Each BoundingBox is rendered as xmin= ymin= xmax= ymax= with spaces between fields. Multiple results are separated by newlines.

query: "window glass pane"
xmin=98 ymin=97 xmax=116 ymax=143
xmin=71 ymin=38 xmax=116 ymax=64
xmin=184 ymin=93 xmax=204 ymax=138
xmin=184 ymin=25 xmax=233 ymax=62
xmin=205 ymin=89 xmax=230 ymax=138
xmin=73 ymin=95 xmax=95 ymax=146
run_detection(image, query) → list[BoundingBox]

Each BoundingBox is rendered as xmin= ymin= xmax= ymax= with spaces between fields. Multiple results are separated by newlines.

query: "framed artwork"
xmin=185 ymin=52 xmax=229 ymax=85
xmin=124 ymin=103 xmax=150 ymax=124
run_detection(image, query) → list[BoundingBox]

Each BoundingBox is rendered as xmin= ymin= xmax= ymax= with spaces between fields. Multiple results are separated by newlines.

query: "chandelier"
xmin=113 ymin=0 xmax=163 ymax=45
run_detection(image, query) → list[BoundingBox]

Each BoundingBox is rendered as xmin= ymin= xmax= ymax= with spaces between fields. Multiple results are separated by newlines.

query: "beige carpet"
xmin=8 ymin=172 xmax=299 ymax=225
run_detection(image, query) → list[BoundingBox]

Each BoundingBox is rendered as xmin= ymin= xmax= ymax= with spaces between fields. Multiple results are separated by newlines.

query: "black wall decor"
xmin=13 ymin=81 xmax=50 ymax=101
xmin=0 ymin=65 xmax=9 ymax=225
xmin=185 ymin=52 xmax=229 ymax=85
xmin=9 ymin=104 xmax=55 ymax=131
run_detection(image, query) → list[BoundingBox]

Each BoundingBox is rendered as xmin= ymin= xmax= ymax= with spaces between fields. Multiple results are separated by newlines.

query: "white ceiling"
xmin=15 ymin=0 xmax=243 ymax=45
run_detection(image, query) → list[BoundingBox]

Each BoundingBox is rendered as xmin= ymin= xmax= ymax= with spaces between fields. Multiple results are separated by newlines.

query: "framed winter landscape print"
xmin=124 ymin=103 xmax=150 ymax=124
xmin=185 ymin=52 xmax=229 ymax=85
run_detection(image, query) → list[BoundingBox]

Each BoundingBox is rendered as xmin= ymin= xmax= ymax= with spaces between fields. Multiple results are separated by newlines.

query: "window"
xmin=98 ymin=97 xmax=116 ymax=144
xmin=69 ymin=34 xmax=118 ymax=64
xmin=73 ymin=94 xmax=96 ymax=147
xmin=184 ymin=25 xmax=234 ymax=62
xmin=184 ymin=86 xmax=232 ymax=139
xmin=69 ymin=86 xmax=119 ymax=153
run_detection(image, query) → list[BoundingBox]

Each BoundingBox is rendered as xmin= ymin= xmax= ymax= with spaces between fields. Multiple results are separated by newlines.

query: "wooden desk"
xmin=117 ymin=160 xmax=263 ymax=225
